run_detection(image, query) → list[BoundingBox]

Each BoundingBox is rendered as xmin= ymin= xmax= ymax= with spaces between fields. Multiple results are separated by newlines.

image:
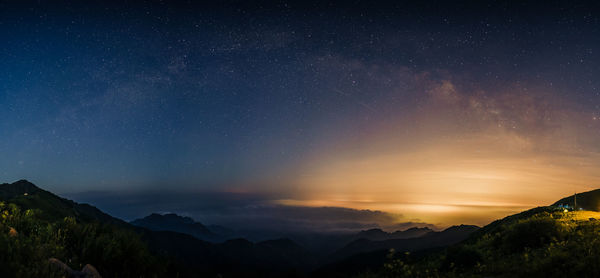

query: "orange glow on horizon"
xmin=275 ymin=83 xmax=600 ymax=228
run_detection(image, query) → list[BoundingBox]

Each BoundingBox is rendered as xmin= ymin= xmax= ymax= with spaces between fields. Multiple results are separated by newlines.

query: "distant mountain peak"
xmin=403 ymin=226 xmax=433 ymax=232
xmin=441 ymin=224 xmax=480 ymax=234
xmin=0 ymin=180 xmax=127 ymax=226
xmin=163 ymin=213 xmax=195 ymax=223
xmin=145 ymin=212 xmax=194 ymax=222
xmin=357 ymin=228 xmax=386 ymax=235
xmin=355 ymin=226 xmax=434 ymax=241
xmin=332 ymin=224 xmax=479 ymax=261
xmin=135 ymin=213 xmax=196 ymax=223
xmin=9 ymin=179 xmax=39 ymax=188
xmin=12 ymin=179 xmax=36 ymax=185
xmin=1 ymin=180 xmax=46 ymax=200
xmin=131 ymin=212 xmax=215 ymax=240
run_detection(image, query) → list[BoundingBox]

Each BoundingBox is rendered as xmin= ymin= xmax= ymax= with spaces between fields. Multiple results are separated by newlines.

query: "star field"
xmin=1 ymin=1 xmax=600 ymax=226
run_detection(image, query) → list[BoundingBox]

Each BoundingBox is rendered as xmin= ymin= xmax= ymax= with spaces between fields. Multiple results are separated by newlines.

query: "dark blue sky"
xmin=2 ymin=1 xmax=600 ymax=228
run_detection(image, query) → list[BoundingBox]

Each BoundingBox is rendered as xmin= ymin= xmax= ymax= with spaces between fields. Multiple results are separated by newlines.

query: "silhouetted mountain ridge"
xmin=0 ymin=180 xmax=317 ymax=276
xmin=355 ymin=227 xmax=433 ymax=241
xmin=0 ymin=180 xmax=127 ymax=226
xmin=330 ymin=224 xmax=479 ymax=261
xmin=131 ymin=213 xmax=217 ymax=241
xmin=1 ymin=180 xmax=514 ymax=277
xmin=553 ymin=188 xmax=600 ymax=211
xmin=0 ymin=179 xmax=43 ymax=198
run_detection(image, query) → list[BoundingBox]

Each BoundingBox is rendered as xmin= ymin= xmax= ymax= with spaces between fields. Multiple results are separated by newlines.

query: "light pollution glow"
xmin=275 ymin=78 xmax=600 ymax=227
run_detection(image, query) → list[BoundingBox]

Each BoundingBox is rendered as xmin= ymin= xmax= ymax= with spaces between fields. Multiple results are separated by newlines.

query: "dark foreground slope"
xmin=0 ymin=180 xmax=315 ymax=277
xmin=14 ymin=180 xmax=595 ymax=278
xmin=349 ymin=205 xmax=600 ymax=278
xmin=0 ymin=180 xmax=167 ymax=277
xmin=0 ymin=179 xmax=128 ymax=226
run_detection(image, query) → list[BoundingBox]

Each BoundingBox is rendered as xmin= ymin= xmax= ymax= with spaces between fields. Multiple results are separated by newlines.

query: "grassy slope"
xmin=0 ymin=180 xmax=316 ymax=277
xmin=1 ymin=180 xmax=127 ymax=225
xmin=359 ymin=206 xmax=600 ymax=277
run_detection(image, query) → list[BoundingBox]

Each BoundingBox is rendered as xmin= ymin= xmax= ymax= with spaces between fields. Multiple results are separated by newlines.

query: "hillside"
xmin=7 ymin=180 xmax=600 ymax=277
xmin=553 ymin=189 xmax=600 ymax=211
xmin=0 ymin=180 xmax=127 ymax=226
xmin=0 ymin=180 xmax=168 ymax=277
xmin=353 ymin=205 xmax=600 ymax=277
xmin=0 ymin=180 xmax=317 ymax=277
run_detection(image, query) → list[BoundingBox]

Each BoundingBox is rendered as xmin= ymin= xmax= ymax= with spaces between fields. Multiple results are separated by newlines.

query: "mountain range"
xmin=130 ymin=211 xmax=442 ymax=248
xmin=4 ymin=180 xmax=595 ymax=277
xmin=131 ymin=213 xmax=218 ymax=241
xmin=329 ymin=224 xmax=478 ymax=262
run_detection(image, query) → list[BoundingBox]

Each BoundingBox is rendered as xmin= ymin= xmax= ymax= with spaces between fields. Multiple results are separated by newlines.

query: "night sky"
xmin=2 ymin=1 xmax=600 ymax=230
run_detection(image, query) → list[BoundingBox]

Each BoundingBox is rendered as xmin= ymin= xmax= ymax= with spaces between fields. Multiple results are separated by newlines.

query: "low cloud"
xmin=64 ymin=190 xmax=435 ymax=234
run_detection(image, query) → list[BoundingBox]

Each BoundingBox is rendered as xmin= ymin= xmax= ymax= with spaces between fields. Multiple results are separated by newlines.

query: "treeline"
xmin=358 ymin=208 xmax=600 ymax=277
xmin=0 ymin=202 xmax=169 ymax=277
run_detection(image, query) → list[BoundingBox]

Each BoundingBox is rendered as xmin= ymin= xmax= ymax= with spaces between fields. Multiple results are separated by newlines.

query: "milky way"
xmin=1 ymin=1 xmax=600 ymax=228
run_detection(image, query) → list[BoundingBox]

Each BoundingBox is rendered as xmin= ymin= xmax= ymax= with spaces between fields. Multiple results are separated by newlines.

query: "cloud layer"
xmin=65 ymin=190 xmax=435 ymax=235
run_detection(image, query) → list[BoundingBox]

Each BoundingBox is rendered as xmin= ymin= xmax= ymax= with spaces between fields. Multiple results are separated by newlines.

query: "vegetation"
xmin=554 ymin=190 xmax=600 ymax=211
xmin=361 ymin=207 xmax=600 ymax=278
xmin=5 ymin=180 xmax=600 ymax=277
xmin=0 ymin=180 xmax=313 ymax=278
xmin=0 ymin=201 xmax=168 ymax=277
